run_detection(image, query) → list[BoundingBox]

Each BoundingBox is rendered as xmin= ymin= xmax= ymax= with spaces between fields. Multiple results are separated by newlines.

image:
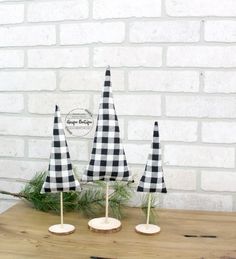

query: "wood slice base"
xmin=135 ymin=224 xmax=160 ymax=235
xmin=48 ymin=224 xmax=75 ymax=235
xmin=88 ymin=217 xmax=122 ymax=233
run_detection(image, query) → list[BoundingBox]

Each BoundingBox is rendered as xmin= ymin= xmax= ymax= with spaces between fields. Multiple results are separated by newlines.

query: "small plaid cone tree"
xmin=41 ymin=105 xmax=81 ymax=235
xmin=136 ymin=121 xmax=167 ymax=235
xmin=82 ymin=66 xmax=132 ymax=232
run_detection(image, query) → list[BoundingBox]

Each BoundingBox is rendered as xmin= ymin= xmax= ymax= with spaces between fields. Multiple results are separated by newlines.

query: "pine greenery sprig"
xmin=0 ymin=171 xmax=132 ymax=219
xmin=141 ymin=193 xmax=158 ymax=224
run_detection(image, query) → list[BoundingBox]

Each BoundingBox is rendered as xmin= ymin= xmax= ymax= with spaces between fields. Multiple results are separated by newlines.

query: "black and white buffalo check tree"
xmin=136 ymin=121 xmax=167 ymax=235
xmin=83 ymin=66 xmax=132 ymax=232
xmin=41 ymin=105 xmax=80 ymax=235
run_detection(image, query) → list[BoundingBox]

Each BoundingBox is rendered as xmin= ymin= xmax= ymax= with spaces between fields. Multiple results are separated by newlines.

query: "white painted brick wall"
xmin=0 ymin=4 xmax=24 ymax=24
xmin=0 ymin=0 xmax=236 ymax=213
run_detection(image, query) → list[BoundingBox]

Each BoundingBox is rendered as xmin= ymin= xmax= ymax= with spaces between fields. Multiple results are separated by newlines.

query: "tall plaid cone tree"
xmin=41 ymin=105 xmax=81 ymax=193
xmin=135 ymin=121 xmax=166 ymax=235
xmin=137 ymin=121 xmax=167 ymax=193
xmin=82 ymin=66 xmax=131 ymax=233
xmin=83 ymin=66 xmax=131 ymax=182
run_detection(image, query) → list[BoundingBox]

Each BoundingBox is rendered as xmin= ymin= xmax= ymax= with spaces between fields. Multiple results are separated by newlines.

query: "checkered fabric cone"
xmin=83 ymin=66 xmax=131 ymax=182
xmin=41 ymin=105 xmax=81 ymax=193
xmin=137 ymin=122 xmax=167 ymax=193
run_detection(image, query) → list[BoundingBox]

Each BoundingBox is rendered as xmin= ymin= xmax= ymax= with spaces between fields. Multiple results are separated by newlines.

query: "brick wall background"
xmin=0 ymin=0 xmax=236 ymax=213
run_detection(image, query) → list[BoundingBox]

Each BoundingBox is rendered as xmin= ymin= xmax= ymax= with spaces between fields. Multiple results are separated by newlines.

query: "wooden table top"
xmin=0 ymin=202 xmax=235 ymax=259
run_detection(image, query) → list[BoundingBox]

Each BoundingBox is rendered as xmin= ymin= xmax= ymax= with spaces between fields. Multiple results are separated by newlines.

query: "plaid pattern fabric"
xmin=137 ymin=121 xmax=167 ymax=193
xmin=41 ymin=105 xmax=81 ymax=193
xmin=83 ymin=67 xmax=131 ymax=182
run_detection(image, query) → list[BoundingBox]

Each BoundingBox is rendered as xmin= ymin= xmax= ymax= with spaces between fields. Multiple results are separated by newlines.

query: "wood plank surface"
xmin=0 ymin=202 xmax=235 ymax=259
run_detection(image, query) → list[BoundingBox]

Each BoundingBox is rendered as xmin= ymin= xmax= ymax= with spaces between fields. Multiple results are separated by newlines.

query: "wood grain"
xmin=0 ymin=202 xmax=235 ymax=259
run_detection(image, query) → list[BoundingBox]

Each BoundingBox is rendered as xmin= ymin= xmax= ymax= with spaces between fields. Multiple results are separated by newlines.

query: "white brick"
xmin=202 ymin=122 xmax=236 ymax=143
xmin=0 ymin=200 xmax=17 ymax=214
xmin=205 ymin=21 xmax=236 ymax=42
xmin=163 ymin=193 xmax=233 ymax=212
xmin=28 ymin=93 xmax=90 ymax=114
xmin=28 ymin=0 xmax=88 ymax=22
xmin=28 ymin=139 xmax=88 ymax=161
xmin=94 ymin=47 xmax=162 ymax=67
xmin=204 ymin=71 xmax=236 ymax=93
xmin=124 ymin=144 xmax=150 ymax=164
xmin=0 ymin=159 xmax=47 ymax=180
xmin=201 ymin=171 xmax=236 ymax=192
xmin=60 ymin=22 xmax=125 ymax=44
xmin=0 ymin=50 xmax=24 ymax=68
xmin=164 ymin=145 xmax=235 ymax=168
xmin=60 ymin=70 xmax=124 ymax=91
xmin=0 ymin=137 xmax=24 ymax=157
xmin=167 ymin=46 xmax=236 ymax=68
xmin=0 ymin=116 xmax=52 ymax=137
xmin=128 ymin=120 xmax=197 ymax=142
xmin=165 ymin=168 xmax=197 ymax=191
xmin=28 ymin=48 xmax=89 ymax=68
xmin=166 ymin=96 xmax=236 ymax=118
xmin=130 ymin=21 xmax=200 ymax=42
xmin=0 ymin=25 xmax=55 ymax=47
xmin=0 ymin=71 xmax=56 ymax=91
xmin=129 ymin=71 xmax=199 ymax=92
xmin=0 ymin=94 xmax=23 ymax=113
xmin=93 ymin=0 xmax=161 ymax=19
xmin=166 ymin=0 xmax=236 ymax=17
xmin=0 ymin=180 xmax=26 ymax=194
xmin=0 ymin=4 xmax=23 ymax=24
xmin=93 ymin=94 xmax=162 ymax=116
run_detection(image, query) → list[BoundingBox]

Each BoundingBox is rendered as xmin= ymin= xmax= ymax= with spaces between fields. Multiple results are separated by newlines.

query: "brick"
xmin=28 ymin=48 xmax=89 ymax=68
xmin=59 ymin=70 xmax=124 ymax=91
xmin=201 ymin=170 xmax=236 ymax=192
xmin=93 ymin=0 xmax=161 ymax=19
xmin=130 ymin=21 xmax=200 ymax=42
xmin=0 ymin=4 xmax=23 ymax=24
xmin=0 ymin=116 xmax=52 ymax=137
xmin=163 ymin=193 xmax=233 ymax=211
xmin=0 ymin=200 xmax=17 ymax=214
xmin=202 ymin=122 xmax=236 ymax=143
xmin=28 ymin=0 xmax=88 ymax=22
xmin=28 ymin=93 xmax=90 ymax=114
xmin=129 ymin=71 xmax=199 ymax=92
xmin=0 ymin=94 xmax=23 ymax=113
xmin=205 ymin=21 xmax=236 ymax=42
xmin=164 ymin=145 xmax=235 ymax=168
xmin=164 ymin=168 xmax=197 ymax=191
xmin=94 ymin=47 xmax=162 ymax=67
xmin=166 ymin=96 xmax=236 ymax=118
xmin=0 ymin=137 xmax=24 ymax=157
xmin=204 ymin=71 xmax=236 ymax=93
xmin=0 ymin=25 xmax=55 ymax=47
xmin=0 ymin=180 xmax=26 ymax=194
xmin=124 ymin=144 xmax=150 ymax=164
xmin=166 ymin=0 xmax=236 ymax=17
xmin=0 ymin=159 xmax=47 ymax=180
xmin=128 ymin=120 xmax=197 ymax=142
xmin=0 ymin=50 xmax=24 ymax=68
xmin=28 ymin=139 xmax=89 ymax=161
xmin=167 ymin=46 xmax=236 ymax=67
xmin=93 ymin=94 xmax=162 ymax=116
xmin=0 ymin=71 xmax=56 ymax=91
xmin=60 ymin=22 xmax=125 ymax=44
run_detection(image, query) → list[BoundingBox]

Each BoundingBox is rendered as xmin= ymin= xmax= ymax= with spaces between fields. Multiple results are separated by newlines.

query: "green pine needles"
xmin=3 ymin=171 xmax=133 ymax=219
xmin=0 ymin=171 xmax=159 ymax=222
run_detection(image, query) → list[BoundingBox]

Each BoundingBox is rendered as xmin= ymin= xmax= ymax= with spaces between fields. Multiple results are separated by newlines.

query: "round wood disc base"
xmin=48 ymin=224 xmax=75 ymax=235
xmin=88 ymin=217 xmax=122 ymax=233
xmin=135 ymin=224 xmax=161 ymax=235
